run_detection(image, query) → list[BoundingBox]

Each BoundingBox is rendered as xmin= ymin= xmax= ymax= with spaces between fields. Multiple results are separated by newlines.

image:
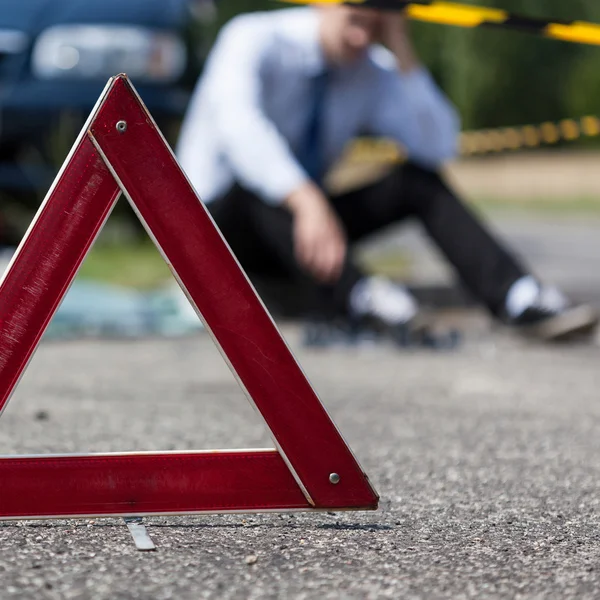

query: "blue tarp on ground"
xmin=0 ymin=250 xmax=204 ymax=340
xmin=48 ymin=281 xmax=204 ymax=339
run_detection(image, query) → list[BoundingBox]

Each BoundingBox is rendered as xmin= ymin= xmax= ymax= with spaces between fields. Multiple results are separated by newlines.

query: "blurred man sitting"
xmin=176 ymin=2 xmax=598 ymax=342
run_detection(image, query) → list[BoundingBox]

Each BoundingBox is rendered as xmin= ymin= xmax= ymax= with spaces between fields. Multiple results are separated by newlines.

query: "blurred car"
xmin=0 ymin=0 xmax=213 ymax=210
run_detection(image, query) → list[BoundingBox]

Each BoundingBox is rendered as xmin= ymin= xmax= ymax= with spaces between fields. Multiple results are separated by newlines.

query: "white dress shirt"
xmin=176 ymin=7 xmax=460 ymax=205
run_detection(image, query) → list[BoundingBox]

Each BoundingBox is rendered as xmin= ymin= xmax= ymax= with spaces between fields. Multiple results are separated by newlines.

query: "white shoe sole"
xmin=517 ymin=305 xmax=599 ymax=341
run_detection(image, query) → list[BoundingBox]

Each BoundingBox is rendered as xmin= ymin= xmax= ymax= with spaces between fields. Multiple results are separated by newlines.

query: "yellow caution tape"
xmin=280 ymin=1 xmax=600 ymax=47
xmin=546 ymin=22 xmax=600 ymax=46
xmin=460 ymin=116 xmax=599 ymax=155
xmin=405 ymin=3 xmax=506 ymax=28
xmin=347 ymin=115 xmax=600 ymax=162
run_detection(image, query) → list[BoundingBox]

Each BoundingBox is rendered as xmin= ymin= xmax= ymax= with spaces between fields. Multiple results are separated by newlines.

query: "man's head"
xmin=318 ymin=5 xmax=384 ymax=65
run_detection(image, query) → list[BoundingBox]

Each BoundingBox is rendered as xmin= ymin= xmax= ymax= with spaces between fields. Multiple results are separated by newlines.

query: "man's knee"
xmin=401 ymin=161 xmax=446 ymax=185
xmin=396 ymin=161 xmax=457 ymax=211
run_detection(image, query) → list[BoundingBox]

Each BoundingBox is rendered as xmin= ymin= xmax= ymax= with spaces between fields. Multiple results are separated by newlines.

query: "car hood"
xmin=1 ymin=0 xmax=189 ymax=34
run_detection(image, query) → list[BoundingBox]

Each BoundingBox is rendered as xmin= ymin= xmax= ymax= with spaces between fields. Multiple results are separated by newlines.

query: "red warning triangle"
xmin=0 ymin=75 xmax=378 ymax=520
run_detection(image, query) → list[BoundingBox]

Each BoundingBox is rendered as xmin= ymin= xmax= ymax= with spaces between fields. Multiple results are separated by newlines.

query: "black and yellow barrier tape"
xmin=280 ymin=0 xmax=600 ymax=48
xmin=347 ymin=115 xmax=600 ymax=162
xmin=460 ymin=115 xmax=600 ymax=155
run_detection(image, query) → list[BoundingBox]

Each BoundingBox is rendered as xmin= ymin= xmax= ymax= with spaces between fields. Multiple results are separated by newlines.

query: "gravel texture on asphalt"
xmin=1 ymin=315 xmax=600 ymax=599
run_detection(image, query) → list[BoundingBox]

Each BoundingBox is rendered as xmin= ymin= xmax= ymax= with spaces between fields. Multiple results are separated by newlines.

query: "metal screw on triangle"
xmin=329 ymin=473 xmax=340 ymax=485
xmin=116 ymin=120 xmax=127 ymax=133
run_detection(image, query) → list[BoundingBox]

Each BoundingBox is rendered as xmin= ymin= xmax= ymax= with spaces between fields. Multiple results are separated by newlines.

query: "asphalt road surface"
xmin=2 ymin=314 xmax=600 ymax=599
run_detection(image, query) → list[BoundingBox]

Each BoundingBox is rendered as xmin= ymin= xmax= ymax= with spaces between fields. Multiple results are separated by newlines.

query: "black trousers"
xmin=208 ymin=162 xmax=527 ymax=319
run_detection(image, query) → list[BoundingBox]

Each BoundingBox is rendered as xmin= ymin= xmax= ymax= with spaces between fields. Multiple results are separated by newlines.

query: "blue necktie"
xmin=298 ymin=70 xmax=329 ymax=186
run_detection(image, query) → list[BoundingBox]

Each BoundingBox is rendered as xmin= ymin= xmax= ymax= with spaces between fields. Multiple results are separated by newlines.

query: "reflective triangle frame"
xmin=0 ymin=75 xmax=378 ymax=520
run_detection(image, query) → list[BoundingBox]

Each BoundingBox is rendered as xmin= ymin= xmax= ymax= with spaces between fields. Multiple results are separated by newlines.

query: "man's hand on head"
xmin=284 ymin=182 xmax=347 ymax=284
xmin=378 ymin=12 xmax=420 ymax=73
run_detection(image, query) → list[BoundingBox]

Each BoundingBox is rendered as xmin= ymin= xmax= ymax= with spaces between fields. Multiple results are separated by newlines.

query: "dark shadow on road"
xmin=0 ymin=521 xmax=394 ymax=532
xmin=316 ymin=523 xmax=393 ymax=531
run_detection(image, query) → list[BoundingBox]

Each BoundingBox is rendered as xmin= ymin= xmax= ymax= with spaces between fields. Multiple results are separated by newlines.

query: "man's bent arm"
xmin=204 ymin=18 xmax=308 ymax=204
xmin=368 ymin=24 xmax=460 ymax=168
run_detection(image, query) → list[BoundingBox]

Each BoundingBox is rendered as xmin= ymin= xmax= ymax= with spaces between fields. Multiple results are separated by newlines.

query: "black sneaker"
xmin=509 ymin=303 xmax=599 ymax=341
xmin=347 ymin=276 xmax=462 ymax=351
